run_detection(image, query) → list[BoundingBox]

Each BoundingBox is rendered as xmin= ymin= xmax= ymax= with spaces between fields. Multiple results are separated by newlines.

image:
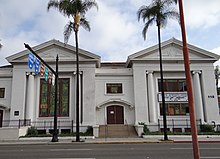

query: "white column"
xmin=147 ymin=71 xmax=157 ymax=123
xmin=26 ymin=73 xmax=35 ymax=122
xmin=192 ymin=71 xmax=204 ymax=123
xmin=133 ymin=67 xmax=149 ymax=125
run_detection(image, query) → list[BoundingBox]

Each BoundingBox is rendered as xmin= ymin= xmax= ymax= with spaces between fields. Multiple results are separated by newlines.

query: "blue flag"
xmin=34 ymin=58 xmax=40 ymax=74
xmin=28 ymin=52 xmax=35 ymax=70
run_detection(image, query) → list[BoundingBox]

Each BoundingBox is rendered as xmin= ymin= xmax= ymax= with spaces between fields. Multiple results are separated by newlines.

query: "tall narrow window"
xmin=0 ymin=88 xmax=5 ymax=98
xmin=160 ymin=103 xmax=189 ymax=116
xmin=39 ymin=78 xmax=70 ymax=117
xmin=106 ymin=83 xmax=123 ymax=94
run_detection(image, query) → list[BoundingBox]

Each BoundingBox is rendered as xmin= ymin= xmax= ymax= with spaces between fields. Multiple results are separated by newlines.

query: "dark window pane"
xmin=179 ymin=80 xmax=187 ymax=91
xmin=0 ymin=88 xmax=5 ymax=98
xmin=106 ymin=83 xmax=122 ymax=94
xmin=168 ymin=80 xmax=178 ymax=91
xmin=160 ymin=103 xmax=189 ymax=116
xmin=158 ymin=79 xmax=186 ymax=92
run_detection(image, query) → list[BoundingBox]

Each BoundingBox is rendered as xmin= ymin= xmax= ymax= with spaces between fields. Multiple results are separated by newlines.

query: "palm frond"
xmin=48 ymin=0 xmax=98 ymax=43
xmin=82 ymin=0 xmax=98 ymax=13
xmin=163 ymin=10 xmax=180 ymax=24
xmin=137 ymin=5 xmax=147 ymax=22
xmin=80 ymin=17 xmax=91 ymax=31
xmin=48 ymin=0 xmax=73 ymax=18
xmin=58 ymin=0 xmax=74 ymax=17
xmin=142 ymin=18 xmax=155 ymax=40
xmin=162 ymin=0 xmax=178 ymax=7
xmin=137 ymin=5 xmax=157 ymax=23
xmin=137 ymin=0 xmax=179 ymax=40
xmin=64 ymin=21 xmax=74 ymax=44
xmin=47 ymin=0 xmax=59 ymax=11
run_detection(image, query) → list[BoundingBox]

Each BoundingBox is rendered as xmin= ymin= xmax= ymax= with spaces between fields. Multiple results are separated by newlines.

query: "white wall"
xmin=0 ymin=76 xmax=12 ymax=122
xmin=95 ymin=68 xmax=135 ymax=125
xmin=10 ymin=65 xmax=27 ymax=122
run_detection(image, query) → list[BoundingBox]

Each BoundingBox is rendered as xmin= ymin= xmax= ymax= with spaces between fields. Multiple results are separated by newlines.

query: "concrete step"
xmin=99 ymin=125 xmax=137 ymax=138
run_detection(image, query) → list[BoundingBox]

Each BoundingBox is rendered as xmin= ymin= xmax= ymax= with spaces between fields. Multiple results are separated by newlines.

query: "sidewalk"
xmin=0 ymin=135 xmax=220 ymax=145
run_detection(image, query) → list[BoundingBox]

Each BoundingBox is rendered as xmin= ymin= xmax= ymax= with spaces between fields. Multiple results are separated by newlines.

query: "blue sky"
xmin=0 ymin=0 xmax=220 ymax=66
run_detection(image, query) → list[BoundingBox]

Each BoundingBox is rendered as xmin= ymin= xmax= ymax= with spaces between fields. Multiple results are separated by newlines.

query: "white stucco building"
xmin=0 ymin=38 xmax=219 ymax=137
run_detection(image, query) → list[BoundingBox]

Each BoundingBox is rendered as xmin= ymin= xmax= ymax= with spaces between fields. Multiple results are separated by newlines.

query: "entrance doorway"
xmin=0 ymin=110 xmax=3 ymax=127
xmin=107 ymin=106 xmax=124 ymax=124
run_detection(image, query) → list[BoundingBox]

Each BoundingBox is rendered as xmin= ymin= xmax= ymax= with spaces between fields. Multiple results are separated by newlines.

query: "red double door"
xmin=107 ymin=106 xmax=124 ymax=124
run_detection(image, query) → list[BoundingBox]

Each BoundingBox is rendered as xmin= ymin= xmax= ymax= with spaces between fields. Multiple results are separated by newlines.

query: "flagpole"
xmin=177 ymin=1 xmax=200 ymax=158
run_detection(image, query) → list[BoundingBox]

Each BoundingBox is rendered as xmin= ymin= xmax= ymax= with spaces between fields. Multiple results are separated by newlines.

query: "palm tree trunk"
xmin=75 ymin=30 xmax=80 ymax=142
xmin=157 ymin=24 xmax=168 ymax=141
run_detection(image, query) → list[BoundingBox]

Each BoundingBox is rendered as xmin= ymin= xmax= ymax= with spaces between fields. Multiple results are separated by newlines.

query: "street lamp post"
xmin=52 ymin=55 xmax=59 ymax=142
xmin=24 ymin=43 xmax=59 ymax=142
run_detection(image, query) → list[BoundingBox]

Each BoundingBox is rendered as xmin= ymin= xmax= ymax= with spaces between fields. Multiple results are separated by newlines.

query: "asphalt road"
xmin=0 ymin=143 xmax=220 ymax=159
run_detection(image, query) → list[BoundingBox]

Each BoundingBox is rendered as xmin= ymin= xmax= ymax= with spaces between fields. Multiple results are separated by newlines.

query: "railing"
xmin=0 ymin=119 xmax=31 ymax=128
xmin=125 ymin=120 xmax=129 ymax=137
xmin=0 ymin=119 xmax=74 ymax=132
xmin=156 ymin=119 xmax=202 ymax=132
xmin=0 ymin=118 xmax=206 ymax=133
xmin=31 ymin=120 xmax=73 ymax=130
xmin=104 ymin=117 xmax=107 ymax=140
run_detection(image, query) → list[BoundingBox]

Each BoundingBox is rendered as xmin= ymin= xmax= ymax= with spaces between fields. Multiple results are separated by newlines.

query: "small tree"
xmin=137 ymin=0 xmax=179 ymax=140
xmin=0 ymin=40 xmax=2 ymax=49
xmin=215 ymin=65 xmax=220 ymax=94
xmin=47 ymin=0 xmax=98 ymax=142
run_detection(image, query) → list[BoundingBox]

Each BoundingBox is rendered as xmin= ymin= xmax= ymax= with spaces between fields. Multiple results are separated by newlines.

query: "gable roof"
xmin=6 ymin=39 xmax=101 ymax=67
xmin=126 ymin=38 xmax=220 ymax=67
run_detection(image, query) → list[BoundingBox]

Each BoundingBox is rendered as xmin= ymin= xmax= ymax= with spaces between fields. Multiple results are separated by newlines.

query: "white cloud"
xmin=0 ymin=0 xmax=220 ymax=66
xmin=212 ymin=47 xmax=220 ymax=55
xmin=212 ymin=47 xmax=220 ymax=66
xmin=183 ymin=0 xmax=220 ymax=29
xmin=78 ymin=0 xmax=148 ymax=61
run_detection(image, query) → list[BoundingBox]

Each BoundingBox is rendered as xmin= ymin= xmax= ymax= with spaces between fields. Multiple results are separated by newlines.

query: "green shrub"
xmin=138 ymin=122 xmax=150 ymax=134
xmin=200 ymin=124 xmax=214 ymax=132
xmin=26 ymin=127 xmax=38 ymax=136
xmin=85 ymin=126 xmax=93 ymax=136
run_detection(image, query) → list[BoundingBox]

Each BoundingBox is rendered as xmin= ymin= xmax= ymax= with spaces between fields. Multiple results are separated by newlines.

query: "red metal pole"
xmin=178 ymin=0 xmax=200 ymax=158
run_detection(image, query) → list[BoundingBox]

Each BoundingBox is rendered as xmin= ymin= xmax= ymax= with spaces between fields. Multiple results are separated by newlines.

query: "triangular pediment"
xmin=127 ymin=38 xmax=220 ymax=66
xmin=6 ymin=39 xmax=101 ymax=65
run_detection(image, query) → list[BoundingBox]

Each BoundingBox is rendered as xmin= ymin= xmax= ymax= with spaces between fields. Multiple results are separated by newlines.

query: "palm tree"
xmin=137 ymin=0 xmax=179 ymax=140
xmin=215 ymin=65 xmax=220 ymax=93
xmin=47 ymin=0 xmax=98 ymax=142
xmin=0 ymin=40 xmax=2 ymax=49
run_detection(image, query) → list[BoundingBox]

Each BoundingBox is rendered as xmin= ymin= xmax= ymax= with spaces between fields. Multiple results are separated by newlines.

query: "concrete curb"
xmin=0 ymin=135 xmax=220 ymax=145
xmin=173 ymin=140 xmax=220 ymax=143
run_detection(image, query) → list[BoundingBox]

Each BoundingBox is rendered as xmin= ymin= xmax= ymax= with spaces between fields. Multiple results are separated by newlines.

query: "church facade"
xmin=0 ymin=38 xmax=219 ymax=136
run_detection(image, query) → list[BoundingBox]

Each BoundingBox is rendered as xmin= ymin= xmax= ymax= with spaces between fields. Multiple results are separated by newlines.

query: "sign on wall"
xmin=158 ymin=92 xmax=188 ymax=102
